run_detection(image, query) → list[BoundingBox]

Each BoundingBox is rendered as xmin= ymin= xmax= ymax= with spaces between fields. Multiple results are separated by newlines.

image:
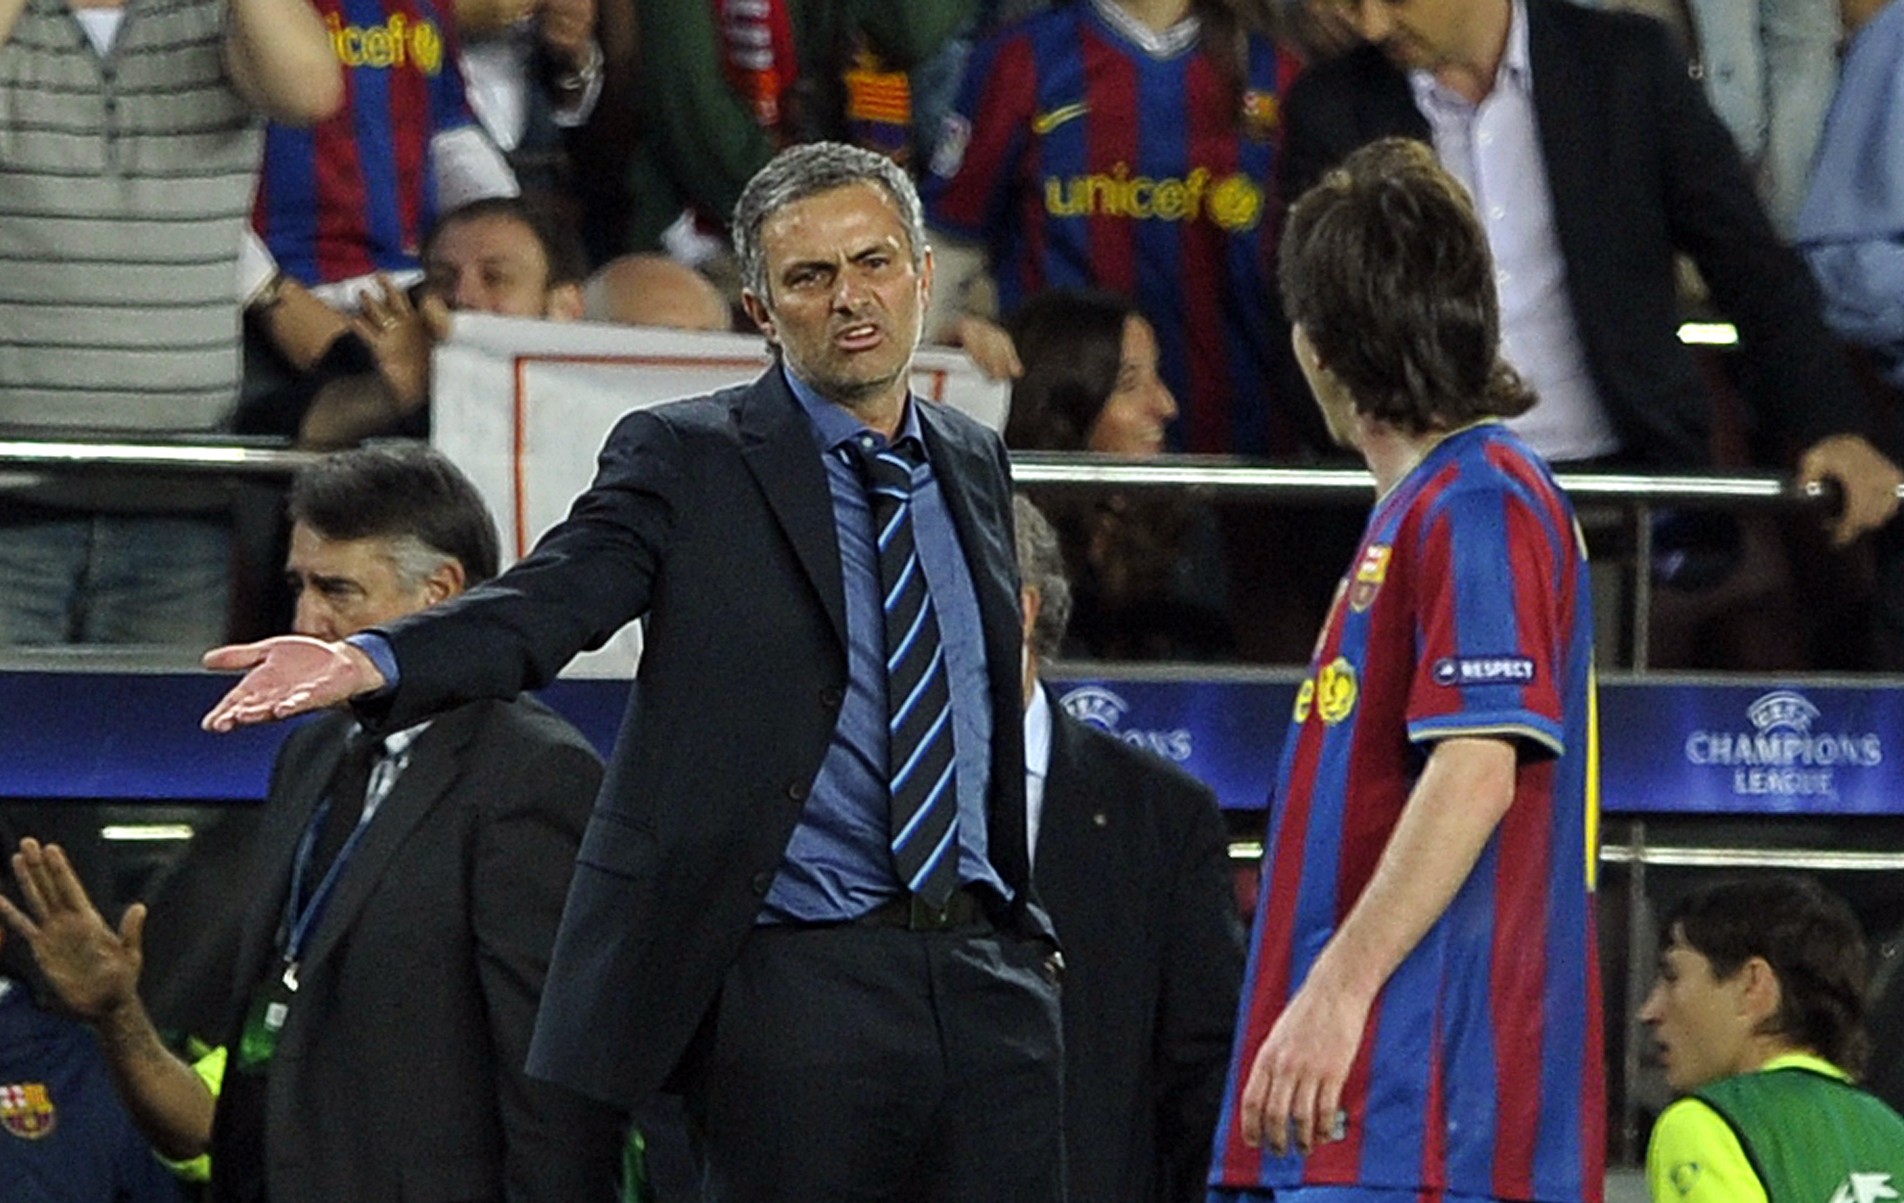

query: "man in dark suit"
xmin=1280 ymin=0 xmax=1901 ymax=547
xmin=1012 ymin=495 xmax=1243 ymax=1203
xmin=1 ymin=445 xmax=625 ymax=1203
xmin=199 ymin=141 xmax=1065 ymax=1203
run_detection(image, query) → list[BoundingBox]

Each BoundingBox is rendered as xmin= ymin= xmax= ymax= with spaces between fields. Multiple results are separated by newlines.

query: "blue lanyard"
xmin=276 ymin=787 xmax=379 ymax=980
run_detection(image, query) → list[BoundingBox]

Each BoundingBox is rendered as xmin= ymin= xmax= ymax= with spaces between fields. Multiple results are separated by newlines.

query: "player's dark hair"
xmin=289 ymin=444 xmax=501 ymax=585
xmin=1279 ymin=137 xmax=1536 ymax=434
xmin=1666 ymin=874 xmax=1872 ymax=1075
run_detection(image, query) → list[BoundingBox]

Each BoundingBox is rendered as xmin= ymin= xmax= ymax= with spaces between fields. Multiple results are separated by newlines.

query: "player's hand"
xmin=952 ymin=315 xmax=1023 ymax=381
xmin=1797 ymin=432 xmax=1903 ymax=548
xmin=0 ymin=840 xmax=146 ymax=1023
xmin=1238 ymin=974 xmax=1372 ymax=1155
xmin=201 ymin=635 xmax=386 ymax=732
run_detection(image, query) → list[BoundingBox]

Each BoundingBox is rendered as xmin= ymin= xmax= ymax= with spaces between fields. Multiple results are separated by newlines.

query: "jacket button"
xmin=751 ymin=871 xmax=773 ymax=897
xmin=787 ymin=780 xmax=809 ymax=802
xmin=820 ymin=685 xmax=844 ymax=709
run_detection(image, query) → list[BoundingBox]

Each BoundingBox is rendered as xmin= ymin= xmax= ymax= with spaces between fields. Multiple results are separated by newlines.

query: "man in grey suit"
xmin=199 ymin=141 xmax=1065 ymax=1203
xmin=1014 ymin=495 xmax=1244 ymax=1203
xmin=2 ymin=445 xmax=625 ymax=1203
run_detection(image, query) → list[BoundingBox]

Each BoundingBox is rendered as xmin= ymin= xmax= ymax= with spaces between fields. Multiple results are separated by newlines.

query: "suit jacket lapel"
xmin=1524 ymin=0 xmax=1596 ymax=282
xmin=293 ymin=705 xmax=482 ymax=980
xmin=737 ymin=368 xmax=849 ymax=650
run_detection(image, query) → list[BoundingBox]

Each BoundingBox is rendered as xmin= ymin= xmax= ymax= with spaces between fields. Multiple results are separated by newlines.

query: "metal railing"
xmin=4 ymin=437 xmax=1888 ymax=670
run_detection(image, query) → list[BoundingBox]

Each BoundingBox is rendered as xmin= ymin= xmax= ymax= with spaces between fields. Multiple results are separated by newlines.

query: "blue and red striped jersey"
xmin=1212 ymin=422 xmax=1605 ymax=1202
xmin=254 ymin=0 xmax=476 ymax=284
xmin=922 ymin=5 xmax=1301 ymax=455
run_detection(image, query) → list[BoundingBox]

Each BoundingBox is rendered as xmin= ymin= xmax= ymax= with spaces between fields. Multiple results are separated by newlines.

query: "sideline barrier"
xmin=1 ymin=662 xmax=1897 ymax=817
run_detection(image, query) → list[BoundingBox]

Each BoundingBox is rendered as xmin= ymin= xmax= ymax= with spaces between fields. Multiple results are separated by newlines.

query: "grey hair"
xmin=1012 ymin=494 xmax=1072 ymax=662
xmin=382 ymin=533 xmax=458 ymax=592
xmin=731 ymin=141 xmax=928 ymax=302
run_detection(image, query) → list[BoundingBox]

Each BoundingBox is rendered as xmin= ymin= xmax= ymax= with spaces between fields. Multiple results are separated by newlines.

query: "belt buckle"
xmin=907 ymin=893 xmax=952 ymax=931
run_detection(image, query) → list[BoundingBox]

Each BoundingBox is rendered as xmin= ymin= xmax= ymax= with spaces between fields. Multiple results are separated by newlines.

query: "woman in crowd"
xmin=1006 ymin=288 xmax=1236 ymax=661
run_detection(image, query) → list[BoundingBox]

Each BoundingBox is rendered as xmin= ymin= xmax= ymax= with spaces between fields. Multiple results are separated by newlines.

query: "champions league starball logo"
xmin=1683 ymin=689 xmax=1884 ymax=801
xmin=1058 ymin=685 xmax=1194 ymax=763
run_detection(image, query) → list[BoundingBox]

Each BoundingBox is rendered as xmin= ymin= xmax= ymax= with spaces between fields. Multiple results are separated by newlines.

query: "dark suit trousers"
xmin=684 ymin=921 xmax=1065 ymax=1203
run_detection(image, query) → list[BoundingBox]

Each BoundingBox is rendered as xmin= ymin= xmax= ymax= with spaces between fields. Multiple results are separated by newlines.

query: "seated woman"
xmin=1005 ymin=288 xmax=1234 ymax=661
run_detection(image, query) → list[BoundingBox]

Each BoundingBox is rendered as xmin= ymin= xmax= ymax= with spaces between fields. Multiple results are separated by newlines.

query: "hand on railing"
xmin=1796 ymin=433 xmax=1904 ymax=548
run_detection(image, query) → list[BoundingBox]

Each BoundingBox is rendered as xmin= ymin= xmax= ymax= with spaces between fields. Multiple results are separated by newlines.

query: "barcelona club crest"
xmin=1 ymin=1081 xmax=56 ymax=1139
xmin=1349 ymin=544 xmax=1391 ymax=612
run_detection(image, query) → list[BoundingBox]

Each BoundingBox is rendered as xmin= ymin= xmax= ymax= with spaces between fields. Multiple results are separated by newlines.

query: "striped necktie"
xmin=854 ymin=435 xmax=960 ymax=908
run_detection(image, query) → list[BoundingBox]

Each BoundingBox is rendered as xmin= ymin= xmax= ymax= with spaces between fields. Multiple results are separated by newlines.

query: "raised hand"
xmin=0 ymin=839 xmax=145 ymax=1022
xmin=201 ymin=635 xmax=386 ymax=732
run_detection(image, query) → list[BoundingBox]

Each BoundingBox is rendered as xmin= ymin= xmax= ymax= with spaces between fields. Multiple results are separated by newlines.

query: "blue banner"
xmin=2 ymin=669 xmax=1900 ymax=817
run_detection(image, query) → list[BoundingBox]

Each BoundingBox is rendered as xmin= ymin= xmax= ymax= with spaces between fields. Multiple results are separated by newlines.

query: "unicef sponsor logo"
xmin=1683 ymin=689 xmax=1883 ymax=800
xmin=1057 ymin=685 xmax=1194 ymax=763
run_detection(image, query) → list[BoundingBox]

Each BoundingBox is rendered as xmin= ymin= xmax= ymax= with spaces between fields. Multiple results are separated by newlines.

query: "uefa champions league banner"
xmin=1044 ymin=676 xmax=1904 ymax=816
xmin=0 ymin=670 xmax=1898 ymax=809
xmin=430 ymin=313 xmax=1011 ymax=677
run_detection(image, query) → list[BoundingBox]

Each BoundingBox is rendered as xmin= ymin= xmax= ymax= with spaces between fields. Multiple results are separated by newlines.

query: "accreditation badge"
xmin=235 ymin=969 xmax=296 ymax=1073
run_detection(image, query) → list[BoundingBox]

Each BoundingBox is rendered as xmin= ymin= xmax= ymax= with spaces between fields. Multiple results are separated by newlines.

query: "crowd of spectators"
xmin=2 ymin=0 xmax=1900 ymax=667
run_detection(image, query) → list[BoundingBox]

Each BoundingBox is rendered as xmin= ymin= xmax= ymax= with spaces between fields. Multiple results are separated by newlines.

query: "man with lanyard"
xmin=1 ymin=445 xmax=625 ymax=1203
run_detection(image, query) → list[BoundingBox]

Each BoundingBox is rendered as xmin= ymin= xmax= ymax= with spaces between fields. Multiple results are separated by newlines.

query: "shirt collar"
xmin=1089 ymin=0 xmax=1201 ymax=59
xmin=1024 ymin=681 xmax=1054 ymax=780
xmin=1758 ymin=1051 xmax=1852 ymax=1082
xmin=1409 ymin=0 xmax=1532 ymax=111
xmin=783 ymin=364 xmax=925 ymax=457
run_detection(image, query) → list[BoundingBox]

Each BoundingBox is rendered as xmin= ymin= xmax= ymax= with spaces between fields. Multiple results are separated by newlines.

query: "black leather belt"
xmin=855 ymin=887 xmax=991 ymax=932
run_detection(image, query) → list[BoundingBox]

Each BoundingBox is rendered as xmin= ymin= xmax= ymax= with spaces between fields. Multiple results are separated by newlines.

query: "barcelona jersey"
xmin=253 ymin=0 xmax=476 ymax=284
xmin=1211 ymin=422 xmax=1605 ymax=1201
xmin=923 ymin=4 xmax=1301 ymax=455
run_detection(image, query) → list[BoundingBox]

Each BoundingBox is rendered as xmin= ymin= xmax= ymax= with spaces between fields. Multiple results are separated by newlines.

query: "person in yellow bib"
xmin=1641 ymin=874 xmax=1904 ymax=1202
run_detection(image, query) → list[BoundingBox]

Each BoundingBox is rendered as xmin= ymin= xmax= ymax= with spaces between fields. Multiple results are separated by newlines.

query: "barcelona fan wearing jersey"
xmin=1209 ymin=139 xmax=1604 ymax=1203
xmin=922 ymin=0 xmax=1301 ymax=455
xmin=254 ymin=0 xmax=486 ymax=286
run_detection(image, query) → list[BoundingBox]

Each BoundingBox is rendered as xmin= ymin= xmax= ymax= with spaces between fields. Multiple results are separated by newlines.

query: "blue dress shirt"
xmin=765 ymin=367 xmax=1007 ymax=921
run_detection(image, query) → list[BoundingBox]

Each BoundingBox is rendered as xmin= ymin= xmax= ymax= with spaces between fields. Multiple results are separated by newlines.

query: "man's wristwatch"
xmin=249 ymin=270 xmax=289 ymax=314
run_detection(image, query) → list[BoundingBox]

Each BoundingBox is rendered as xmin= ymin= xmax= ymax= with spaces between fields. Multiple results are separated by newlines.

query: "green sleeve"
xmin=156 ymin=1045 xmax=227 ymax=1183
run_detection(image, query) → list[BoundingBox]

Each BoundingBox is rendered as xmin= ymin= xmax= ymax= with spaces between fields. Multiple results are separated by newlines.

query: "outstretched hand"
xmin=201 ymin=635 xmax=385 ymax=732
xmin=0 ymin=839 xmax=145 ymax=1022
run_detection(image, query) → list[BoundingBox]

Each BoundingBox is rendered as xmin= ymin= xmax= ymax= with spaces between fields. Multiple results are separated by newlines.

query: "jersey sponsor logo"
xmin=325 ymin=11 xmax=445 ymax=74
xmin=1030 ymin=101 xmax=1089 ymax=134
xmin=1316 ymin=657 xmax=1357 ymax=725
xmin=1828 ymin=1172 xmax=1899 ymax=1203
xmin=1058 ymin=684 xmax=1194 ymax=761
xmin=1683 ymin=688 xmax=1885 ymax=802
xmin=1292 ymin=677 xmax=1314 ymax=724
xmin=1431 ymin=655 xmax=1536 ymax=686
xmin=0 ymin=1082 xmax=55 ymax=1140
xmin=1349 ymin=543 xmax=1390 ymax=612
xmin=1043 ymin=165 xmax=1264 ymax=232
